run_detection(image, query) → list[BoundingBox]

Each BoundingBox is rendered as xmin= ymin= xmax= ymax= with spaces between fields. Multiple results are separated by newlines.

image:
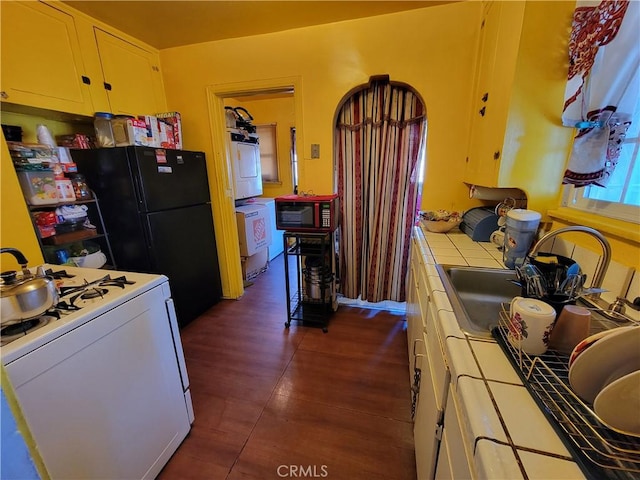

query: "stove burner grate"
xmin=1 ymin=319 xmax=41 ymax=337
xmin=81 ymin=288 xmax=108 ymax=299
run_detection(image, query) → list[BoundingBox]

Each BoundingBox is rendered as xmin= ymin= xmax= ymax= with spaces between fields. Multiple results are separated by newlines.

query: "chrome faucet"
xmin=529 ymin=226 xmax=611 ymax=290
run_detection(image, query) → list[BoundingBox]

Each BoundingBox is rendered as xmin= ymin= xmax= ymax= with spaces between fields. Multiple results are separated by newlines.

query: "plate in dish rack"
xmin=568 ymin=326 xmax=640 ymax=404
xmin=594 ymin=370 xmax=640 ymax=437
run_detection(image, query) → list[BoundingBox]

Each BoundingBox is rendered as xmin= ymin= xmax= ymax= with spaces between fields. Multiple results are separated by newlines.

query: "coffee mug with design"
xmin=508 ymin=296 xmax=557 ymax=355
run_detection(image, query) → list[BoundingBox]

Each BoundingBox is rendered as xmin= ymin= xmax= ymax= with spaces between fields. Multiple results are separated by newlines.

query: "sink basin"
xmin=436 ymin=265 xmax=521 ymax=338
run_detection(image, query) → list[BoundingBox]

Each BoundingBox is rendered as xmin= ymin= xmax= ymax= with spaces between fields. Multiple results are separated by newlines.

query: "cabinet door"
xmin=435 ymin=384 xmax=475 ymax=480
xmin=407 ymin=245 xmax=424 ymax=383
xmin=464 ymin=1 xmax=524 ymax=187
xmin=0 ymin=1 xmax=93 ymax=116
xmin=94 ymin=28 xmax=166 ymax=116
xmin=414 ymin=330 xmax=442 ymax=480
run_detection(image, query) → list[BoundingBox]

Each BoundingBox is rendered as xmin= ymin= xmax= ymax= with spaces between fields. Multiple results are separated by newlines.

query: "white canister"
xmin=508 ymin=296 xmax=556 ymax=355
xmin=503 ymin=209 xmax=541 ymax=269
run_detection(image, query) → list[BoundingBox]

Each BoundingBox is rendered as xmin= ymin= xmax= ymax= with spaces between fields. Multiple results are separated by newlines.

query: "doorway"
xmin=206 ymin=78 xmax=303 ymax=299
xmin=334 ymin=77 xmax=427 ymax=304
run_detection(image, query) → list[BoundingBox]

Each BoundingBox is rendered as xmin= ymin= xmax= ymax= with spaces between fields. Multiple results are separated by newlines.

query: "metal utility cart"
xmin=283 ymin=231 xmax=337 ymax=332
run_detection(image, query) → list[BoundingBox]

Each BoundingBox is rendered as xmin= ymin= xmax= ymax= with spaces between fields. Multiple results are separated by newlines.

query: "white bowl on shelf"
xmin=69 ymin=250 xmax=107 ymax=269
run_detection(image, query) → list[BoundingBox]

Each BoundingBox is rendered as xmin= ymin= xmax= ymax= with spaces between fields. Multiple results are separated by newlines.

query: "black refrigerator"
xmin=71 ymin=146 xmax=222 ymax=326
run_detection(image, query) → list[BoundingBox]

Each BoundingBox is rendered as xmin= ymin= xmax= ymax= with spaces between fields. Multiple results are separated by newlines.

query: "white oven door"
xmin=5 ymin=283 xmax=191 ymax=480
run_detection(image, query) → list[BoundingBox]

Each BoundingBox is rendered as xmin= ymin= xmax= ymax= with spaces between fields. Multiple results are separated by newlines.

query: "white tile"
xmin=518 ymin=450 xmax=584 ymax=479
xmin=600 ymin=259 xmax=633 ymax=303
xmin=423 ymin=234 xmax=455 ymax=246
xmin=445 ymin=337 xmax=481 ymax=381
xmin=456 ymin=376 xmax=507 ymax=442
xmin=572 ymin=245 xmax=601 ymax=288
xmin=489 ymin=382 xmax=573 ymax=456
xmin=550 ymin=238 xmax=575 ymax=258
xmin=623 ymin=271 xmax=640 ymax=322
xmin=458 ymin=248 xmax=493 ymax=259
xmin=467 ymin=258 xmax=503 ymax=268
xmin=468 ymin=340 xmax=522 ymax=384
xmin=432 ymin=290 xmax=453 ymax=312
xmin=430 ymin=246 xmax=460 ymax=257
xmin=433 ymin=254 xmax=467 ymax=265
xmin=437 ymin=310 xmax=466 ymax=339
xmin=475 ymin=440 xmax=525 ymax=480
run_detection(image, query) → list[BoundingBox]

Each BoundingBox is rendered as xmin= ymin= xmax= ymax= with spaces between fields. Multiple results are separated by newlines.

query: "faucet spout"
xmin=529 ymin=226 xmax=611 ymax=290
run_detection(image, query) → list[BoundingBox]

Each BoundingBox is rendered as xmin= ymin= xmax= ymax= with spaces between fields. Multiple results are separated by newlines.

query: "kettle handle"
xmin=1 ymin=248 xmax=30 ymax=276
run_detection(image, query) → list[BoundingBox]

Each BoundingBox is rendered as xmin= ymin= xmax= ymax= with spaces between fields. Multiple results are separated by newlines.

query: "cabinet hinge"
xmin=81 ymin=76 xmax=91 ymax=85
xmin=0 ymin=91 xmax=8 ymax=100
xmin=435 ymin=423 xmax=444 ymax=441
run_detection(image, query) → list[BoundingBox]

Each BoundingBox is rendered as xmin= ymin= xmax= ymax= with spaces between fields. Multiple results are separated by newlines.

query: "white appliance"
xmin=1 ymin=265 xmax=193 ymax=479
xmin=228 ymin=128 xmax=263 ymax=200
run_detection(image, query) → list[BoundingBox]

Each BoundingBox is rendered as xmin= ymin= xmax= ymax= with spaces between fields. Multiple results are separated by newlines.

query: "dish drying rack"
xmin=492 ymin=305 xmax=640 ymax=480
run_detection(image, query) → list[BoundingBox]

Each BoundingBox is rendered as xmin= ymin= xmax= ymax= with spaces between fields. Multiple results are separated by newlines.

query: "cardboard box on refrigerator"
xmin=156 ymin=112 xmax=183 ymax=149
xmin=235 ymin=204 xmax=271 ymax=256
xmin=241 ymin=247 xmax=269 ymax=281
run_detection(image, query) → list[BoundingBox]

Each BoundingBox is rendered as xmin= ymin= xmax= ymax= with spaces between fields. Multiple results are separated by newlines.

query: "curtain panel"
xmin=562 ymin=0 xmax=640 ymax=187
xmin=335 ymin=81 xmax=426 ymax=303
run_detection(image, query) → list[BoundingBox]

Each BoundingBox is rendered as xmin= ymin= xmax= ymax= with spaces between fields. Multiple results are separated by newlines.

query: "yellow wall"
xmin=500 ymin=1 xmax=576 ymax=215
xmin=159 ymin=2 xmax=480 ymax=212
xmin=0 ymin=134 xmax=44 ymax=271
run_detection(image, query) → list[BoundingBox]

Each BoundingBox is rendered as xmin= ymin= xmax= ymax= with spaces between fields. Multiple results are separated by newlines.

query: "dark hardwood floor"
xmin=158 ymin=253 xmax=416 ymax=480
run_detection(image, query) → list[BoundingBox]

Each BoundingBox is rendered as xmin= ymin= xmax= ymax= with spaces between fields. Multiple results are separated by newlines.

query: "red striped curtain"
xmin=335 ymin=80 xmax=426 ymax=303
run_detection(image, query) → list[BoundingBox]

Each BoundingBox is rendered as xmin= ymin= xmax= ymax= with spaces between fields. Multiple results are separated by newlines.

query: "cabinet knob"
xmin=479 ymin=106 xmax=486 ymax=117
xmin=494 ymin=151 xmax=501 ymax=160
xmin=103 ymin=82 xmax=112 ymax=91
xmin=481 ymin=92 xmax=489 ymax=102
xmin=81 ymin=76 xmax=91 ymax=85
xmin=0 ymin=91 xmax=8 ymax=99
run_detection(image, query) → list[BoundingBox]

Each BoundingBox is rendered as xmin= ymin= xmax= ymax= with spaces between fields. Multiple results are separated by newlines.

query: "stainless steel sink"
xmin=436 ymin=264 xmax=521 ymax=338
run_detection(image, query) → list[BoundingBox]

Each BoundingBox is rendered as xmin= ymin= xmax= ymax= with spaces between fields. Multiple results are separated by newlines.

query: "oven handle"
xmin=165 ymin=298 xmax=190 ymax=392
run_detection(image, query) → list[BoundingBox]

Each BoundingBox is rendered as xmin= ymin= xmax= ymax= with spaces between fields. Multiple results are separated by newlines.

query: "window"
xmin=256 ymin=124 xmax=279 ymax=183
xmin=563 ymin=96 xmax=640 ymax=224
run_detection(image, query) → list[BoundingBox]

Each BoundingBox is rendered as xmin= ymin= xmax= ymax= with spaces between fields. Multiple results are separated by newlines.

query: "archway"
xmin=334 ymin=76 xmax=427 ymax=303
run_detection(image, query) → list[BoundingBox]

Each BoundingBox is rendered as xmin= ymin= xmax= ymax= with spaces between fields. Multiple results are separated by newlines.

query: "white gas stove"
xmin=1 ymin=264 xmax=193 ymax=479
xmin=1 ymin=264 xmax=167 ymax=364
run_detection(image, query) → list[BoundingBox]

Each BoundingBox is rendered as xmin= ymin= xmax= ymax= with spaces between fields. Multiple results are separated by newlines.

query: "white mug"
xmin=508 ymin=296 xmax=557 ymax=355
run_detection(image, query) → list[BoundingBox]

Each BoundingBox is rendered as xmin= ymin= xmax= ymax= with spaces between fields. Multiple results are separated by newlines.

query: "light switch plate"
xmin=311 ymin=144 xmax=320 ymax=158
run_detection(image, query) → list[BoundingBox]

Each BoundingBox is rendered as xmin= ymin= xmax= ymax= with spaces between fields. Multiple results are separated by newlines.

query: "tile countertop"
xmin=414 ymin=225 xmax=586 ymax=479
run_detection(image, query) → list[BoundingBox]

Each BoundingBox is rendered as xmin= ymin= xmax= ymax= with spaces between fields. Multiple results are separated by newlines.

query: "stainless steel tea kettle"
xmin=1 ymin=248 xmax=58 ymax=323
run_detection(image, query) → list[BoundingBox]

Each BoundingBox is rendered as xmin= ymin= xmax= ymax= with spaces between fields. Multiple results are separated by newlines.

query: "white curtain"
xmin=335 ymin=80 xmax=426 ymax=303
xmin=562 ymin=0 xmax=640 ymax=187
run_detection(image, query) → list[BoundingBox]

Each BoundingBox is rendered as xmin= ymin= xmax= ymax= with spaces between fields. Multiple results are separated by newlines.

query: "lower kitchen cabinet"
xmin=435 ymin=385 xmax=474 ymax=480
xmin=407 ymin=232 xmax=452 ymax=480
xmin=414 ymin=330 xmax=442 ymax=480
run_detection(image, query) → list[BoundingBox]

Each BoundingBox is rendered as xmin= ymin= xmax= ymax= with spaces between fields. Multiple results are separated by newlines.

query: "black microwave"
xmin=275 ymin=194 xmax=340 ymax=232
